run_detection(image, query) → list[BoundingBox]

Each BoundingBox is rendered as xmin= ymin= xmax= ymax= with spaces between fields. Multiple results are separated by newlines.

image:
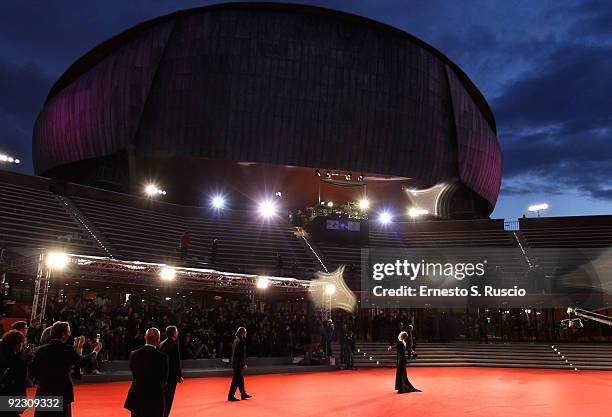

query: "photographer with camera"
xmin=32 ymin=321 xmax=102 ymax=416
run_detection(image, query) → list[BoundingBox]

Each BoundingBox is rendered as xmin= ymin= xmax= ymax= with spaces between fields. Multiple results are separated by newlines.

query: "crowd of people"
xmin=23 ymin=293 xmax=356 ymax=364
xmin=0 ymin=296 xmax=358 ymax=416
xmin=7 ymin=292 xmax=602 ymax=416
xmin=0 ymin=315 xmax=400 ymax=416
xmin=17 ymin=292 xmax=543 ymax=366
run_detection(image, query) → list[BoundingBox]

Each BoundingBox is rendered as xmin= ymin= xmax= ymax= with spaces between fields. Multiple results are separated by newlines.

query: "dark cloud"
xmin=493 ymin=39 xmax=612 ymax=201
xmin=568 ymin=0 xmax=612 ymax=39
xmin=501 ymin=180 xmax=566 ymax=197
xmin=493 ymin=44 xmax=612 ymax=129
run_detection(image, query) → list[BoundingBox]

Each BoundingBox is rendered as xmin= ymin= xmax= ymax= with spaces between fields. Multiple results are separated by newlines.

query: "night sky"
xmin=1 ymin=0 xmax=611 ymax=220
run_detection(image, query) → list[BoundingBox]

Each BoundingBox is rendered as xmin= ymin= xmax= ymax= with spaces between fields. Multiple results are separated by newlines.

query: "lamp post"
xmin=528 ymin=203 xmax=549 ymax=217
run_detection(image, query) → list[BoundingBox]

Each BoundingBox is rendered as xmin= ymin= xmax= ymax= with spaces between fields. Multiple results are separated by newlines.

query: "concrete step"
xmin=354 ymin=362 xmax=592 ymax=369
xmin=349 ymin=342 xmax=612 ymax=370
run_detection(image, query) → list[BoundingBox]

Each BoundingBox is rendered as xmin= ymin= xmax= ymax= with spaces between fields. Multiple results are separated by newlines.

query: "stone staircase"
xmin=344 ymin=342 xmax=612 ymax=370
xmin=551 ymin=344 xmax=612 ymax=370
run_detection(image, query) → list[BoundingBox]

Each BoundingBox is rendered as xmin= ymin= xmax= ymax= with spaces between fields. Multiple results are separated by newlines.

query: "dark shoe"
xmin=228 ymin=397 xmax=240 ymax=402
xmin=241 ymin=394 xmax=253 ymax=400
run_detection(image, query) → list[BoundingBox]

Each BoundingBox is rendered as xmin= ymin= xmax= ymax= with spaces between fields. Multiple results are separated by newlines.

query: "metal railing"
xmin=504 ymin=221 xmax=520 ymax=231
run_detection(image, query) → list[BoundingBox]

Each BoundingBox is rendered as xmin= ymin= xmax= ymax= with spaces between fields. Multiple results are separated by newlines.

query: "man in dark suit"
xmin=227 ymin=327 xmax=252 ymax=402
xmin=159 ymin=326 xmax=183 ymax=417
xmin=407 ymin=324 xmax=417 ymax=359
xmin=124 ymin=328 xmax=169 ymax=417
xmin=31 ymin=321 xmax=102 ymax=417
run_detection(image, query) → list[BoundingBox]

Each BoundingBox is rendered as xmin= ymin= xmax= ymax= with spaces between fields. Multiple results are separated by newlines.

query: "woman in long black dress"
xmin=0 ymin=330 xmax=28 ymax=416
xmin=392 ymin=331 xmax=420 ymax=393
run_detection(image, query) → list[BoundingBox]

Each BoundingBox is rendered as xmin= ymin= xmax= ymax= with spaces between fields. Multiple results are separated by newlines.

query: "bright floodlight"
xmin=145 ymin=184 xmax=166 ymax=197
xmin=258 ymin=200 xmax=278 ymax=218
xmin=160 ymin=266 xmax=176 ymax=281
xmin=378 ymin=211 xmax=392 ymax=225
xmin=257 ymin=277 xmax=270 ymax=289
xmin=327 ymin=201 xmax=334 ymax=207
xmin=325 ymin=283 xmax=336 ymax=295
xmin=408 ymin=207 xmax=429 ymax=217
xmin=145 ymin=184 xmax=158 ymax=196
xmin=528 ymin=203 xmax=549 ymax=212
xmin=0 ymin=153 xmax=20 ymax=164
xmin=46 ymin=252 xmax=69 ymax=269
xmin=358 ymin=198 xmax=370 ymax=210
xmin=211 ymin=195 xmax=225 ymax=209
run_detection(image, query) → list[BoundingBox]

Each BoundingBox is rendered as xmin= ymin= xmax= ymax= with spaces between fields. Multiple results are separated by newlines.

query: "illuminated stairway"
xmin=347 ymin=342 xmax=612 ymax=370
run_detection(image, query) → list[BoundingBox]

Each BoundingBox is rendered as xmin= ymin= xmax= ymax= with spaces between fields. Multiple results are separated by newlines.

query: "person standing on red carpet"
xmin=159 ymin=326 xmax=183 ymax=417
xmin=227 ymin=327 xmax=252 ymax=402
xmin=31 ymin=321 xmax=102 ymax=417
xmin=124 ymin=328 xmax=169 ymax=417
xmin=388 ymin=331 xmax=420 ymax=394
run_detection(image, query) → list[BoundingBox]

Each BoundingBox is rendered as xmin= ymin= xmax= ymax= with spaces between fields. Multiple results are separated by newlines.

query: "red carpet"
xmin=23 ymin=368 xmax=611 ymax=417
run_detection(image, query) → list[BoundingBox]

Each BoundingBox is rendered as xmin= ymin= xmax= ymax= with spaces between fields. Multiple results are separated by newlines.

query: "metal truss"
xmin=72 ymin=254 xmax=315 ymax=291
xmin=30 ymin=251 xmax=50 ymax=327
xmin=2 ymin=253 xmax=316 ymax=293
xmin=1 ymin=252 xmax=331 ymax=326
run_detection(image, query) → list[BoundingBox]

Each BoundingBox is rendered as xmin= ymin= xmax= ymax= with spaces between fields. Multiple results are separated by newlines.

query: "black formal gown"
xmin=394 ymin=341 xmax=420 ymax=393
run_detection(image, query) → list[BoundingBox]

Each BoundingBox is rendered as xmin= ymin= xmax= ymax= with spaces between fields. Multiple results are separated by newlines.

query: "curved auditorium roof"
xmin=33 ymin=2 xmax=502 ymax=207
